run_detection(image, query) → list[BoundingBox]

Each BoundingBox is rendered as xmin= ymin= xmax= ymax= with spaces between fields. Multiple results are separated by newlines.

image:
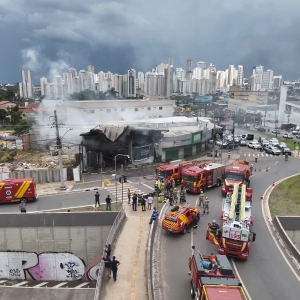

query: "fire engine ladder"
xmin=229 ymin=184 xmax=239 ymax=220
xmin=233 ymin=185 xmax=243 ymax=222
xmin=169 ymin=204 xmax=190 ymax=220
xmin=239 ymin=184 xmax=246 ymax=222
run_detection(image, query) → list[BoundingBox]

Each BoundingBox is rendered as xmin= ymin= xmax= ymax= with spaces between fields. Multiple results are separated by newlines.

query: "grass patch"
xmin=269 ymin=175 xmax=300 ymax=218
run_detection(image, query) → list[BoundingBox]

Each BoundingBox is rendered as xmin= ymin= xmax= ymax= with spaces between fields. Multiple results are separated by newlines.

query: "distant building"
xmin=53 ymin=76 xmax=63 ymax=99
xmin=262 ymin=69 xmax=273 ymax=90
xmin=186 ymin=58 xmax=193 ymax=81
xmin=40 ymin=77 xmax=47 ymax=96
xmin=237 ymin=65 xmax=243 ymax=87
xmin=127 ymin=69 xmax=136 ymax=97
xmin=0 ymin=101 xmax=17 ymax=109
xmin=273 ymin=75 xmax=283 ymax=89
xmin=87 ymin=65 xmax=95 ymax=73
xmin=19 ymin=69 xmax=33 ymax=99
xmin=251 ymin=65 xmax=264 ymax=91
xmin=197 ymin=61 xmax=206 ymax=69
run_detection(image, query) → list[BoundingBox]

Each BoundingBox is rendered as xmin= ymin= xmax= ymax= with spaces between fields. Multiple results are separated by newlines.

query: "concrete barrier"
xmin=273 ymin=216 xmax=300 ymax=267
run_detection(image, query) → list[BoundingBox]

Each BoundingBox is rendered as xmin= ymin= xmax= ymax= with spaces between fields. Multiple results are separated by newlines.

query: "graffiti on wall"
xmin=0 ymin=251 xmax=89 ymax=281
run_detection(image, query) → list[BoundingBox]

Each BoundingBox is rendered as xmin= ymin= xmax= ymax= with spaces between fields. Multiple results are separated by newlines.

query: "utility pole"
xmin=275 ymin=111 xmax=278 ymax=138
xmin=54 ymin=110 xmax=66 ymax=190
xmin=100 ymin=152 xmax=103 ymax=187
xmin=213 ymin=115 xmax=216 ymax=163
xmin=264 ymin=110 xmax=267 ymax=127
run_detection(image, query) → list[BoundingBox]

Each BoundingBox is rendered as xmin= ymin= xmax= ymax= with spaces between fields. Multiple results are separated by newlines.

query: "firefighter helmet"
xmin=206 ymin=196 xmax=208 ymax=200
xmin=200 ymin=191 xmax=203 ymax=194
xmin=174 ymin=188 xmax=176 ymax=191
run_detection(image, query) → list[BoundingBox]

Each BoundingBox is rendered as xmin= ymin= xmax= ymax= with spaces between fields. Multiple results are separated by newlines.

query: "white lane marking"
xmin=33 ymin=282 xmax=49 ymax=288
xmin=74 ymin=282 xmax=90 ymax=289
xmin=231 ymin=259 xmax=252 ymax=300
xmin=274 ymin=161 xmax=278 ymax=165
xmin=52 ymin=282 xmax=67 ymax=288
xmin=262 ymin=179 xmax=300 ymax=282
xmin=13 ymin=281 xmax=28 ymax=287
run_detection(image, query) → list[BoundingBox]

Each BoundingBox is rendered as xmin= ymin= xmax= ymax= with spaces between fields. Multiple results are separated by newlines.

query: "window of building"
xmin=121 ymin=108 xmax=125 ymax=112
xmin=107 ymin=109 xmax=111 ymax=113
xmin=135 ymin=108 xmax=138 ymax=111
xmin=159 ymin=107 xmax=163 ymax=110
xmin=147 ymin=107 xmax=151 ymax=110
xmin=89 ymin=110 xmax=95 ymax=114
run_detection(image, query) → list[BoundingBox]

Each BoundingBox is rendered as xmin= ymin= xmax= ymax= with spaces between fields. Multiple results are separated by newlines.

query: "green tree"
xmin=0 ymin=108 xmax=7 ymax=121
xmin=6 ymin=105 xmax=22 ymax=124
xmin=12 ymin=118 xmax=35 ymax=136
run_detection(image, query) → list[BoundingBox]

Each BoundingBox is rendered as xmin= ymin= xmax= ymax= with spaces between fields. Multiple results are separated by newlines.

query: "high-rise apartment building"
xmin=262 ymin=69 xmax=273 ymax=90
xmin=19 ymin=69 xmax=33 ymax=99
xmin=137 ymin=72 xmax=145 ymax=90
xmin=164 ymin=65 xmax=173 ymax=98
xmin=197 ymin=61 xmax=206 ymax=69
xmin=237 ymin=65 xmax=244 ymax=87
xmin=127 ymin=69 xmax=136 ymax=97
xmin=53 ymin=76 xmax=63 ymax=99
xmin=251 ymin=65 xmax=264 ymax=91
xmin=227 ymin=65 xmax=235 ymax=87
xmin=78 ymin=70 xmax=95 ymax=92
xmin=40 ymin=77 xmax=47 ymax=96
xmin=186 ymin=58 xmax=193 ymax=80
xmin=87 ymin=65 xmax=95 ymax=73
xmin=156 ymin=63 xmax=168 ymax=74
xmin=273 ymin=75 xmax=283 ymax=89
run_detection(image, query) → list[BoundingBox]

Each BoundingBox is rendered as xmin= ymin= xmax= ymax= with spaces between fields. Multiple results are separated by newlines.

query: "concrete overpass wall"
xmin=0 ymin=212 xmax=118 ymax=282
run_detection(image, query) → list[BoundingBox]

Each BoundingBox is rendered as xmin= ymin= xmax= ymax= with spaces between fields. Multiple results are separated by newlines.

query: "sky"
xmin=0 ymin=0 xmax=299 ymax=83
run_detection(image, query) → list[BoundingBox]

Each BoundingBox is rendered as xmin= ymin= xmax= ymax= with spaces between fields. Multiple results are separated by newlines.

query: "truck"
xmin=189 ymin=250 xmax=248 ymax=299
xmin=181 ymin=163 xmax=225 ymax=193
xmin=156 ymin=160 xmax=210 ymax=186
xmin=221 ymin=160 xmax=251 ymax=198
xmin=162 ymin=204 xmax=200 ymax=235
xmin=0 ymin=178 xmax=37 ymax=204
xmin=206 ymin=183 xmax=256 ymax=260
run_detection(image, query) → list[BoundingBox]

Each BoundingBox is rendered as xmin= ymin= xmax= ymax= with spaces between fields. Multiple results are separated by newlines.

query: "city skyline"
xmin=0 ymin=1 xmax=300 ymax=83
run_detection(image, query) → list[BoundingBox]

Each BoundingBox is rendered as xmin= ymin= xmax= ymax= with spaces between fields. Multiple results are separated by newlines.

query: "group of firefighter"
xmin=154 ymin=178 xmax=210 ymax=213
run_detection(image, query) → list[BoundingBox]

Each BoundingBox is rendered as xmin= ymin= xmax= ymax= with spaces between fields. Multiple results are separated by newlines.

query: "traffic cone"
xmin=272 ymin=182 xmax=275 ymax=186
xmin=260 ymin=195 xmax=263 ymax=200
xmin=259 ymin=168 xmax=261 ymax=172
xmin=266 ymin=167 xmax=268 ymax=172
xmin=254 ymin=168 xmax=256 ymax=172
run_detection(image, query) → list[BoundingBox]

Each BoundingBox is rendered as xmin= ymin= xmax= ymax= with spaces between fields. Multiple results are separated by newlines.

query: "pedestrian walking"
xmin=132 ymin=193 xmax=137 ymax=211
xmin=110 ymin=256 xmax=120 ymax=282
xmin=105 ymin=195 xmax=112 ymax=211
xmin=198 ymin=191 xmax=205 ymax=207
xmin=104 ymin=244 xmax=111 ymax=259
xmin=127 ymin=189 xmax=131 ymax=205
xmin=228 ymin=151 xmax=231 ymax=160
xmin=203 ymin=196 xmax=209 ymax=214
xmin=95 ymin=191 xmax=100 ymax=208
xmin=101 ymin=256 xmax=112 ymax=279
xmin=141 ymin=195 xmax=146 ymax=211
xmin=19 ymin=200 xmax=26 ymax=213
xmin=147 ymin=194 xmax=153 ymax=210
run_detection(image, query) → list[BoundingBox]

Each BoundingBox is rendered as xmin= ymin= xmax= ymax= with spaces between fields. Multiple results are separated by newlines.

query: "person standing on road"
xmin=141 ymin=195 xmax=146 ymax=211
xmin=132 ymin=193 xmax=137 ymax=211
xmin=198 ymin=191 xmax=205 ymax=207
xmin=127 ymin=189 xmax=131 ymax=205
xmin=228 ymin=151 xmax=231 ymax=159
xmin=101 ymin=256 xmax=112 ymax=279
xmin=110 ymin=256 xmax=120 ymax=282
xmin=105 ymin=195 xmax=112 ymax=211
xmin=173 ymin=188 xmax=178 ymax=203
xmin=104 ymin=244 xmax=111 ymax=259
xmin=149 ymin=207 xmax=159 ymax=224
xmin=19 ymin=200 xmax=26 ymax=213
xmin=203 ymin=196 xmax=209 ymax=214
xmin=147 ymin=193 xmax=153 ymax=210
xmin=95 ymin=192 xmax=100 ymax=208
xmin=250 ymin=164 xmax=253 ymax=175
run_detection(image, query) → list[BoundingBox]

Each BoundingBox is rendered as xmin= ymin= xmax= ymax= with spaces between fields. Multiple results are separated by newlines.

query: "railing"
xmin=94 ymin=205 xmax=126 ymax=300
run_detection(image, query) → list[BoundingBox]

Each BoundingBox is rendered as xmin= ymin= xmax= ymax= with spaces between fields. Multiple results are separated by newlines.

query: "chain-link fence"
xmin=94 ymin=205 xmax=126 ymax=300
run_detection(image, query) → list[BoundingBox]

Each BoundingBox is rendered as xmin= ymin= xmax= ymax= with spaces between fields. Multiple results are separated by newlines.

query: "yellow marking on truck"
xmin=0 ymin=183 xmax=5 ymax=191
xmin=15 ymin=181 xmax=32 ymax=198
xmin=14 ymin=181 xmax=27 ymax=198
xmin=178 ymin=214 xmax=189 ymax=224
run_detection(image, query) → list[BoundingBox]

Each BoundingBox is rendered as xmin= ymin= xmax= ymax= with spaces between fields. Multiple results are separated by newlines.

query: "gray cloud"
xmin=0 ymin=0 xmax=299 ymax=82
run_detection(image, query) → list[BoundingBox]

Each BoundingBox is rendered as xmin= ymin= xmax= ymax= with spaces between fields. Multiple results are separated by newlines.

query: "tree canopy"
xmin=12 ymin=118 xmax=35 ymax=136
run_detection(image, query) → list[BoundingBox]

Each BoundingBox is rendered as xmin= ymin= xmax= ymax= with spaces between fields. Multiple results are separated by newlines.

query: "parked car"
xmin=244 ymin=124 xmax=250 ymax=128
xmin=282 ymin=147 xmax=292 ymax=156
xmin=248 ymin=141 xmax=262 ymax=150
xmin=283 ymin=133 xmax=293 ymax=139
xmin=269 ymin=147 xmax=282 ymax=155
xmin=227 ymin=143 xmax=239 ymax=149
xmin=239 ymin=140 xmax=247 ymax=147
xmin=278 ymin=142 xmax=287 ymax=150
xmin=292 ymin=130 xmax=299 ymax=135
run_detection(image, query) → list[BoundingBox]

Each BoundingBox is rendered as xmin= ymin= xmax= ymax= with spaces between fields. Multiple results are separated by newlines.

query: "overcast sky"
xmin=0 ymin=0 xmax=299 ymax=83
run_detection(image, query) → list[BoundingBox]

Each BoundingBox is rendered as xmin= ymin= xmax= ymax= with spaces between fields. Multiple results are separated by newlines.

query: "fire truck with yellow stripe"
xmin=206 ymin=183 xmax=256 ymax=260
xmin=0 ymin=178 xmax=37 ymax=204
xmin=162 ymin=204 xmax=200 ymax=234
xmin=181 ymin=163 xmax=225 ymax=193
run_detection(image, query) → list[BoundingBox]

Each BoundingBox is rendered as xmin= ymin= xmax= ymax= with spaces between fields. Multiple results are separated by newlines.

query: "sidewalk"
xmin=101 ymin=202 xmax=152 ymax=300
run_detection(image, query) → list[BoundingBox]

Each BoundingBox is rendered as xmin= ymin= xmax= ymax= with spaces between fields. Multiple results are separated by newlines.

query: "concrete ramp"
xmin=0 ymin=287 xmax=95 ymax=300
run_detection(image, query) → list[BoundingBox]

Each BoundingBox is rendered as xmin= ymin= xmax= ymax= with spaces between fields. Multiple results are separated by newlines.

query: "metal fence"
xmin=94 ymin=205 xmax=126 ymax=300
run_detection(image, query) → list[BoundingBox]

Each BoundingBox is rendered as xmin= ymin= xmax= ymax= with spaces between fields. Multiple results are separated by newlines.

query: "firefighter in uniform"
xmin=250 ymin=164 xmax=253 ymax=175
xmin=171 ymin=179 xmax=176 ymax=188
xmin=180 ymin=189 xmax=185 ymax=204
xmin=160 ymin=180 xmax=165 ymax=193
xmin=173 ymin=188 xmax=178 ymax=203
xmin=209 ymin=220 xmax=220 ymax=234
xmin=198 ymin=191 xmax=205 ymax=207
xmin=203 ymin=196 xmax=209 ymax=214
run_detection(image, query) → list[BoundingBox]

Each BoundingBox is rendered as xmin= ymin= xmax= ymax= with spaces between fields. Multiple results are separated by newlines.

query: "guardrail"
xmin=94 ymin=205 xmax=126 ymax=300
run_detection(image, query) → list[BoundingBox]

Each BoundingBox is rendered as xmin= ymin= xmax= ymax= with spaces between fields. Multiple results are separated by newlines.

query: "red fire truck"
xmin=156 ymin=160 xmax=210 ymax=185
xmin=0 ymin=178 xmax=37 ymax=204
xmin=181 ymin=163 xmax=225 ymax=193
xmin=189 ymin=250 xmax=248 ymax=299
xmin=221 ymin=160 xmax=251 ymax=197
xmin=206 ymin=183 xmax=256 ymax=260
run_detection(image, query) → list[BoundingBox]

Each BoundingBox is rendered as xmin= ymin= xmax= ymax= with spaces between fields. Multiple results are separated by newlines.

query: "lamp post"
xmin=114 ymin=154 xmax=130 ymax=210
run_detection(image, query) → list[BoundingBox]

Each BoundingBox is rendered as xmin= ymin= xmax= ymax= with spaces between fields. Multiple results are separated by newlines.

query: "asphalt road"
xmin=160 ymin=129 xmax=300 ymax=300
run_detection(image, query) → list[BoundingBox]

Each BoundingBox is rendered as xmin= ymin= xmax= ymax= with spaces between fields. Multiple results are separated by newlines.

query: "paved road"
xmin=160 ymin=129 xmax=300 ymax=300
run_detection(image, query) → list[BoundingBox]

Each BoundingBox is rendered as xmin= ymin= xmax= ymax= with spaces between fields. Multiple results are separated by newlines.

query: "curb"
xmin=38 ymin=186 xmax=103 ymax=197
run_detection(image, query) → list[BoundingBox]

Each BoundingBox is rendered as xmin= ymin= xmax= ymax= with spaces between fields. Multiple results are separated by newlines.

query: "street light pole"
xmin=114 ymin=154 xmax=130 ymax=210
